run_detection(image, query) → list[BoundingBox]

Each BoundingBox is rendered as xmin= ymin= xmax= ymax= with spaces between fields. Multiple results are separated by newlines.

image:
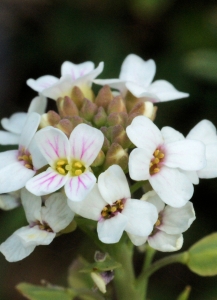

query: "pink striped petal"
xmin=65 ymin=171 xmax=96 ymax=202
xmin=69 ymin=124 xmax=104 ymax=166
xmin=61 ymin=61 xmax=94 ymax=79
xmin=34 ymin=127 xmax=70 ymax=167
xmin=25 ymin=168 xmax=68 ymax=196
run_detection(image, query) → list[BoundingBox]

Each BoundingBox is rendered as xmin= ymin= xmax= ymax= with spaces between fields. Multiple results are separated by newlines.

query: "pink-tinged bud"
xmin=91 ymin=150 xmax=105 ymax=167
xmin=100 ymin=126 xmax=111 ymax=142
xmin=71 ymin=86 xmax=85 ymax=109
xmin=56 ymin=96 xmax=79 ymax=118
xmin=102 ymin=136 xmax=110 ymax=153
xmin=40 ymin=110 xmax=60 ymax=128
xmin=110 ymin=125 xmax=132 ymax=149
xmin=56 ymin=119 xmax=73 ymax=137
xmin=80 ymin=98 xmax=98 ymax=121
xmin=125 ymin=91 xmax=141 ymax=112
xmin=95 ymin=85 xmax=113 ymax=109
xmin=106 ymin=112 xmax=128 ymax=127
xmin=70 ymin=115 xmax=84 ymax=130
xmin=129 ymin=101 xmax=157 ymax=121
xmin=107 ymin=95 xmax=127 ymax=114
xmin=93 ymin=107 xmax=107 ymax=128
xmin=103 ymin=143 xmax=128 ymax=171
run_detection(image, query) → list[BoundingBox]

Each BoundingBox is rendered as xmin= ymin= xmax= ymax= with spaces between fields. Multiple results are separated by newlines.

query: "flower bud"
xmin=40 ymin=110 xmax=60 ymax=128
xmin=125 ymin=91 xmax=141 ymax=112
xmin=107 ymin=95 xmax=127 ymax=114
xmin=79 ymin=98 xmax=98 ymax=121
xmin=71 ymin=86 xmax=85 ymax=109
xmin=110 ymin=125 xmax=132 ymax=149
xmin=129 ymin=101 xmax=156 ymax=119
xmin=107 ymin=112 xmax=128 ymax=127
xmin=93 ymin=107 xmax=107 ymax=128
xmin=91 ymin=150 xmax=105 ymax=167
xmin=103 ymin=143 xmax=128 ymax=171
xmin=56 ymin=96 xmax=79 ymax=118
xmin=70 ymin=115 xmax=84 ymax=130
xmin=56 ymin=119 xmax=73 ymax=137
xmin=95 ymin=85 xmax=113 ymax=109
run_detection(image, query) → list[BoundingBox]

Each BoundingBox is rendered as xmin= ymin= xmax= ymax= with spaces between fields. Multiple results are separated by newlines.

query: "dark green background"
xmin=1 ymin=0 xmax=217 ymax=299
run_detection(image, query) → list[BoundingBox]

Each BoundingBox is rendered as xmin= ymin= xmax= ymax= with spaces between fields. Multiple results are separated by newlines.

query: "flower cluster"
xmin=0 ymin=54 xmax=217 ymax=263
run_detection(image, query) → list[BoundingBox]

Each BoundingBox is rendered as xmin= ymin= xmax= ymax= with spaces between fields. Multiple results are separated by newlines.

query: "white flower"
xmin=126 ymin=116 xmax=206 ymax=207
xmin=27 ymin=61 xmax=104 ymax=101
xmin=26 ymin=124 xmax=104 ymax=202
xmin=0 ymin=188 xmax=74 ymax=262
xmin=0 ymin=112 xmax=46 ymax=193
xmin=0 ymin=95 xmax=47 ymax=145
xmin=68 ymin=165 xmax=158 ymax=244
xmin=94 ymin=54 xmax=188 ymax=102
xmin=186 ymin=120 xmax=217 ymax=179
xmin=128 ymin=191 xmax=196 ymax=252
xmin=0 ymin=191 xmax=21 ymax=210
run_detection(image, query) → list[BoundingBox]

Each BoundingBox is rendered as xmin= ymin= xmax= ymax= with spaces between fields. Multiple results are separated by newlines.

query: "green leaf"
xmin=176 ymin=286 xmax=191 ymax=300
xmin=16 ymin=283 xmax=75 ymax=300
xmin=80 ymin=254 xmax=121 ymax=273
xmin=187 ymin=232 xmax=217 ymax=276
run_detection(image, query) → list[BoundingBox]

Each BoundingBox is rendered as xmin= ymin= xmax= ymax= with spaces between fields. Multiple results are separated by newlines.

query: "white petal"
xmin=164 ymin=140 xmax=206 ymax=170
xmin=94 ymin=79 xmax=127 ymax=95
xmin=65 ymin=171 xmax=96 ymax=202
xmin=26 ymin=168 xmax=68 ymax=196
xmin=27 ymin=75 xmax=59 ymax=92
xmin=97 ymin=213 xmax=128 ymax=243
xmin=187 ymin=119 xmax=217 ymax=145
xmin=28 ymin=137 xmax=48 ymax=170
xmin=160 ymin=201 xmax=195 ymax=234
xmin=0 ymin=131 xmax=20 ymax=145
xmin=125 ymin=82 xmax=150 ymax=98
xmin=123 ymin=199 xmax=158 ymax=236
xmin=126 ymin=115 xmax=163 ymax=150
xmin=148 ymin=231 xmax=183 ymax=252
xmin=41 ymin=75 xmax=73 ymax=100
xmin=98 ymin=165 xmax=130 ymax=205
xmin=128 ymin=148 xmax=151 ymax=181
xmin=127 ymin=233 xmax=148 ymax=246
xmin=0 ymin=161 xmax=35 ymax=193
xmin=198 ymin=143 xmax=217 ymax=178
xmin=147 ymin=80 xmax=189 ymax=101
xmin=0 ymin=227 xmax=36 ymax=262
xmin=61 ymin=61 xmax=94 ymax=79
xmin=74 ymin=62 xmax=104 ymax=87
xmin=149 ymin=167 xmax=193 ymax=208
xmin=182 ymin=170 xmax=199 ymax=185
xmin=0 ymin=193 xmax=20 ymax=210
xmin=19 ymin=112 xmax=41 ymax=150
xmin=141 ymin=191 xmax=165 ymax=213
xmin=34 ymin=126 xmax=70 ymax=167
xmin=28 ymin=95 xmax=47 ymax=114
xmin=120 ymin=54 xmax=156 ymax=88
xmin=161 ymin=126 xmax=185 ymax=144
xmin=1 ymin=112 xmax=27 ymax=134
xmin=67 ymin=184 xmax=106 ymax=220
xmin=20 ymin=188 xmax=42 ymax=224
xmin=17 ymin=225 xmax=56 ymax=246
xmin=69 ymin=123 xmax=104 ymax=166
xmin=0 ymin=149 xmax=18 ymax=169
xmin=41 ymin=192 xmax=74 ymax=232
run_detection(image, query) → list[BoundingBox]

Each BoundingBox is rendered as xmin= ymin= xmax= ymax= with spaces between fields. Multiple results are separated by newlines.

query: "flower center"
xmin=101 ymin=199 xmax=124 ymax=219
xmin=18 ymin=148 xmax=33 ymax=170
xmin=70 ymin=160 xmax=86 ymax=176
xmin=56 ymin=159 xmax=70 ymax=175
xmin=149 ymin=149 xmax=165 ymax=175
xmin=36 ymin=221 xmax=53 ymax=232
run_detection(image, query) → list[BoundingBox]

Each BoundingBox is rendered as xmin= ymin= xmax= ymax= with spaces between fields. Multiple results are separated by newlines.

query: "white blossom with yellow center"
xmin=26 ymin=123 xmax=104 ymax=202
xmin=126 ymin=116 xmax=206 ymax=207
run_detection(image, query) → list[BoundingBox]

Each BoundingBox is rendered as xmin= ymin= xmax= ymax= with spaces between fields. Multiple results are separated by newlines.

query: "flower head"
xmin=26 ymin=123 xmax=104 ymax=202
xmin=94 ymin=54 xmax=188 ymax=102
xmin=126 ymin=116 xmax=206 ymax=207
xmin=68 ymin=165 xmax=158 ymax=244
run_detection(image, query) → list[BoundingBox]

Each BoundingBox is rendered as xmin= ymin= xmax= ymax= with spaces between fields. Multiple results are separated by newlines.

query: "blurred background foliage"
xmin=1 ymin=0 xmax=217 ymax=299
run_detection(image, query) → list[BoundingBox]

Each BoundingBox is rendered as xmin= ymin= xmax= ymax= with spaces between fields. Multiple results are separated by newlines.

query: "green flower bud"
xmin=40 ymin=110 xmax=60 ymax=128
xmin=93 ymin=107 xmax=107 ymax=128
xmin=107 ymin=95 xmax=127 ymax=114
xmin=106 ymin=112 xmax=128 ymax=127
xmin=91 ymin=150 xmax=105 ymax=167
xmin=56 ymin=119 xmax=73 ymax=137
xmin=56 ymin=96 xmax=79 ymax=118
xmin=71 ymin=86 xmax=85 ymax=109
xmin=110 ymin=125 xmax=132 ymax=149
xmin=79 ymin=98 xmax=98 ymax=121
xmin=103 ymin=143 xmax=128 ymax=171
xmin=95 ymin=85 xmax=113 ymax=110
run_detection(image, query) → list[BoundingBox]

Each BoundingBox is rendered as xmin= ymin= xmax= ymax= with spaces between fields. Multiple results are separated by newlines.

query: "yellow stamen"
xmin=155 ymin=219 xmax=161 ymax=226
xmin=74 ymin=169 xmax=82 ymax=176
xmin=153 ymin=168 xmax=160 ymax=173
xmin=57 ymin=160 xmax=67 ymax=166
xmin=25 ymin=164 xmax=32 ymax=169
xmin=57 ymin=167 xmax=66 ymax=175
xmin=74 ymin=162 xmax=83 ymax=168
xmin=111 ymin=206 xmax=117 ymax=212
xmin=154 ymin=149 xmax=159 ymax=156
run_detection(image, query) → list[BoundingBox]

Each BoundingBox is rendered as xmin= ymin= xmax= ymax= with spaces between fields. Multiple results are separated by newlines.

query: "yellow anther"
xmin=154 ymin=149 xmax=159 ymax=156
xmin=150 ymin=162 xmax=153 ymax=167
xmin=57 ymin=167 xmax=66 ymax=175
xmin=18 ymin=156 xmax=23 ymax=160
xmin=25 ymin=164 xmax=32 ymax=169
xmin=102 ymin=207 xmax=108 ymax=211
xmin=153 ymin=158 xmax=160 ymax=164
xmin=159 ymin=153 xmax=164 ymax=159
xmin=153 ymin=168 xmax=160 ymax=173
xmin=111 ymin=206 xmax=117 ymax=212
xmin=57 ymin=160 xmax=67 ymax=166
xmin=74 ymin=162 xmax=83 ymax=168
xmin=65 ymin=165 xmax=70 ymax=171
xmin=155 ymin=219 xmax=161 ymax=227
xmin=74 ymin=169 xmax=82 ymax=176
xmin=22 ymin=155 xmax=29 ymax=161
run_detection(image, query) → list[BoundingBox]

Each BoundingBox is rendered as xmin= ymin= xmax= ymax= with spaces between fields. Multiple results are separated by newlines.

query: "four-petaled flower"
xmin=0 ymin=188 xmax=74 ymax=262
xmin=26 ymin=123 xmax=104 ymax=202
xmin=68 ymin=165 xmax=158 ymax=244
xmin=126 ymin=116 xmax=206 ymax=207
xmin=94 ymin=54 xmax=188 ymax=102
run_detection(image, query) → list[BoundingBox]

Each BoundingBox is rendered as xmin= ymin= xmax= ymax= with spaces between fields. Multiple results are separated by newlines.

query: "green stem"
xmin=130 ymin=180 xmax=145 ymax=194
